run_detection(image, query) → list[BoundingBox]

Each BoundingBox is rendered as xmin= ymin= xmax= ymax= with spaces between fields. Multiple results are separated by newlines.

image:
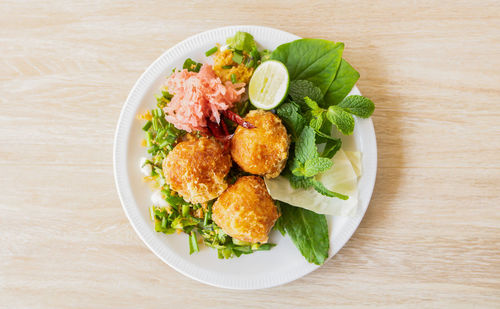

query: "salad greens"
xmin=271 ymin=39 xmax=344 ymax=95
xmin=140 ymin=32 xmax=375 ymax=265
xmin=275 ymin=202 xmax=330 ymax=265
xmin=268 ymin=37 xmax=375 ymax=264
xmin=324 ymin=59 xmax=360 ymax=106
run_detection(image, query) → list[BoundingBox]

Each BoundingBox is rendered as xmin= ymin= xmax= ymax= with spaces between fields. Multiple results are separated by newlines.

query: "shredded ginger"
xmin=164 ymin=64 xmax=245 ymax=132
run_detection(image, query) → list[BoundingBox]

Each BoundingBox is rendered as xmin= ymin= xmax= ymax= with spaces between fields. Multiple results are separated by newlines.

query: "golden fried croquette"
xmin=230 ymin=110 xmax=290 ymax=178
xmin=212 ymin=176 xmax=279 ymax=243
xmin=163 ymin=137 xmax=231 ymax=204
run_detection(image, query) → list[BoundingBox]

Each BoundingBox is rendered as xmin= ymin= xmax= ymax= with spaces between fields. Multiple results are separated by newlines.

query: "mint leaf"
xmin=326 ymin=105 xmax=355 ymax=135
xmin=278 ymin=202 xmax=330 ymax=265
xmin=338 ymin=95 xmax=375 ymax=118
xmin=309 ymin=112 xmax=324 ymax=131
xmin=277 ymin=102 xmax=306 ymax=141
xmin=295 ymin=126 xmax=317 ymax=163
xmin=304 ymin=96 xmax=320 ymax=110
xmin=321 ymin=137 xmax=342 ymax=159
xmin=303 ymin=157 xmax=333 ymax=177
xmin=288 ymin=174 xmax=314 ymax=189
xmin=315 ymin=120 xmax=333 ymax=144
xmin=310 ymin=179 xmax=349 ymax=200
xmin=288 ymin=80 xmax=324 ymax=109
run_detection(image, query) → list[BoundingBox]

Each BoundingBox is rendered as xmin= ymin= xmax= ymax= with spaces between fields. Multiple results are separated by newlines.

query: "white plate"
xmin=113 ymin=25 xmax=377 ymax=290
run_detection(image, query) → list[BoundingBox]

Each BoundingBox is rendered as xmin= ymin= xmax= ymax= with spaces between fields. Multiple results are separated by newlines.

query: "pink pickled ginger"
xmin=163 ymin=64 xmax=245 ymax=132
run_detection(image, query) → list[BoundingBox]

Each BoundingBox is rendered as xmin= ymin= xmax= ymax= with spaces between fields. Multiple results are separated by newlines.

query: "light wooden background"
xmin=1 ymin=1 xmax=499 ymax=308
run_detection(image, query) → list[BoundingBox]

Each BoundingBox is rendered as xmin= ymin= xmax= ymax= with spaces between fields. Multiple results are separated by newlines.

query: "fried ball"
xmin=230 ymin=110 xmax=290 ymax=178
xmin=212 ymin=176 xmax=279 ymax=243
xmin=163 ymin=137 xmax=231 ymax=204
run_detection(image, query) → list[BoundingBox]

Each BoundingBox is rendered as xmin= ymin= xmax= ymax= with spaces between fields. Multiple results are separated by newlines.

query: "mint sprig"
xmin=303 ymin=95 xmax=374 ymax=135
xmin=288 ymin=126 xmax=346 ymax=199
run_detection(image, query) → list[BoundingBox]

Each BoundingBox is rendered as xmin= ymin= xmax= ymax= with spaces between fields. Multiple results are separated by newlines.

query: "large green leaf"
xmin=278 ymin=202 xmax=329 ymax=265
xmin=324 ymin=59 xmax=360 ymax=106
xmin=271 ymin=39 xmax=344 ymax=95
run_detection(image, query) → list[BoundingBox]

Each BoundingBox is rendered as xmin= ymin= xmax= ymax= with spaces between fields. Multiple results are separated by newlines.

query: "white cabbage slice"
xmin=265 ymin=149 xmax=361 ymax=216
xmin=344 ymin=150 xmax=362 ymax=177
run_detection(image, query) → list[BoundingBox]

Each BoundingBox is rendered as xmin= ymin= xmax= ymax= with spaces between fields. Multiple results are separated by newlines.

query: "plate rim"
xmin=113 ymin=25 xmax=377 ymax=290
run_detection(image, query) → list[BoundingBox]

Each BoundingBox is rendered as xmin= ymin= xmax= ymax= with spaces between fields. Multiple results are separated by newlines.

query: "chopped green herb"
xmin=230 ymin=73 xmax=237 ymax=84
xmin=232 ymin=51 xmax=243 ymax=64
xmin=142 ymin=120 xmax=152 ymax=131
xmin=189 ymin=231 xmax=199 ymax=254
xmin=183 ymin=58 xmax=202 ymax=72
xmin=222 ymin=65 xmax=233 ymax=69
xmin=205 ymin=46 xmax=218 ymax=57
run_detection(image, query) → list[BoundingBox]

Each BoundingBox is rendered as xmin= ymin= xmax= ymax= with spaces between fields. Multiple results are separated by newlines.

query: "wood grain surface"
xmin=1 ymin=1 xmax=499 ymax=308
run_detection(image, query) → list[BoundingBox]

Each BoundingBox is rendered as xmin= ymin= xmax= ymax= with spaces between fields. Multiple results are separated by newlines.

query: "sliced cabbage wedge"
xmin=344 ymin=150 xmax=362 ymax=177
xmin=265 ymin=149 xmax=361 ymax=216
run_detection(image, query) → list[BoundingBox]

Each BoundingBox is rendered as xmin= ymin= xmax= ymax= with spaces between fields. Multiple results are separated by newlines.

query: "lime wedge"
xmin=248 ymin=60 xmax=289 ymax=110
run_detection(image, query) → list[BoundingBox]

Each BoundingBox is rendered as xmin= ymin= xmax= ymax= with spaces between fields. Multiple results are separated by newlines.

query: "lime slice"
xmin=248 ymin=60 xmax=289 ymax=110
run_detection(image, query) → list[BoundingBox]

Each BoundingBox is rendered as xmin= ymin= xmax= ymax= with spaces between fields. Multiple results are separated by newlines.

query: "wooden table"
xmin=1 ymin=1 xmax=499 ymax=307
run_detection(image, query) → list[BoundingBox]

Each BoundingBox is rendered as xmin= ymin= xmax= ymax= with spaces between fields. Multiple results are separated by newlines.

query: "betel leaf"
xmin=338 ymin=95 xmax=375 ymax=118
xmin=276 ymin=102 xmax=306 ymax=141
xmin=271 ymin=39 xmax=344 ymax=95
xmin=326 ymin=105 xmax=355 ymax=135
xmin=278 ymin=202 xmax=330 ymax=265
xmin=324 ymin=59 xmax=360 ymax=106
xmin=288 ymin=80 xmax=324 ymax=108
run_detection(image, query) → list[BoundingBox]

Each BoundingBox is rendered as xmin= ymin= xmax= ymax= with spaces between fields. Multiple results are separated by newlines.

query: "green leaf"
xmin=276 ymin=102 xmax=306 ymax=141
xmin=324 ymin=59 xmax=360 ymax=106
xmin=288 ymin=80 xmax=324 ymax=108
xmin=315 ymin=120 xmax=333 ymax=144
xmin=338 ymin=95 xmax=375 ymax=118
xmin=226 ymin=31 xmax=257 ymax=52
xmin=288 ymin=174 xmax=315 ymax=189
xmin=271 ymin=39 xmax=344 ymax=95
xmin=309 ymin=112 xmax=324 ymax=131
xmin=304 ymin=96 xmax=320 ymax=110
xmin=321 ymin=137 xmax=342 ymax=159
xmin=295 ymin=126 xmax=317 ymax=163
xmin=326 ymin=105 xmax=355 ymax=135
xmin=310 ymin=179 xmax=349 ymax=200
xmin=303 ymin=157 xmax=333 ymax=177
xmin=278 ymin=202 xmax=329 ymax=265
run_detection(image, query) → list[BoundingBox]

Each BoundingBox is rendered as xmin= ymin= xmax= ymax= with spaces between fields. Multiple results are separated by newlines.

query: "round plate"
xmin=113 ymin=25 xmax=377 ymax=290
